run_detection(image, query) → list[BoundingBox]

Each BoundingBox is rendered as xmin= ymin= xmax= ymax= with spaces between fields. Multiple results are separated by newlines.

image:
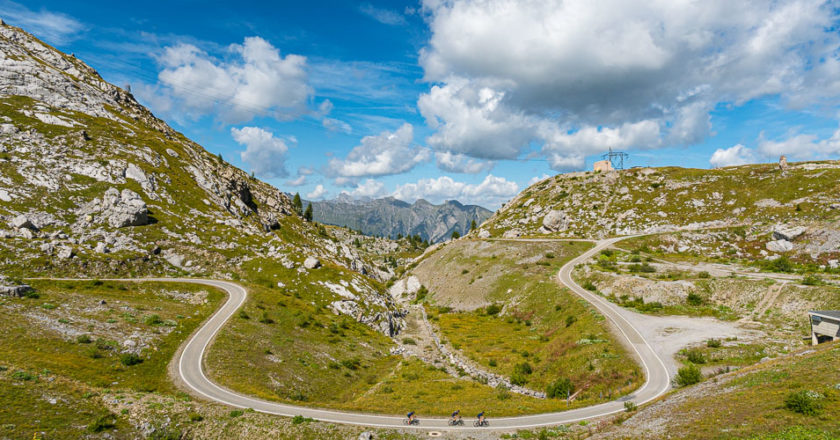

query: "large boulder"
xmin=56 ymin=246 xmax=74 ymax=259
xmin=0 ymin=284 xmax=33 ymax=297
xmin=766 ymin=239 xmax=793 ymax=253
xmin=303 ymin=256 xmax=321 ymax=269
xmin=541 ymin=210 xmax=569 ymax=233
xmin=102 ymin=188 xmax=149 ymax=228
xmin=388 ymin=276 xmax=420 ymax=299
xmin=773 ymin=225 xmax=806 ymax=242
xmin=10 ymin=214 xmax=36 ymax=230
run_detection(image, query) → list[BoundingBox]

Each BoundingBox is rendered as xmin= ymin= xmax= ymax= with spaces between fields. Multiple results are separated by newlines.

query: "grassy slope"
xmin=205 ymin=259 xmax=599 ymax=416
xmin=0 ymin=280 xmax=223 ymax=438
xmin=596 ymin=342 xmax=840 ymax=440
xmin=410 ymin=240 xmax=641 ymax=409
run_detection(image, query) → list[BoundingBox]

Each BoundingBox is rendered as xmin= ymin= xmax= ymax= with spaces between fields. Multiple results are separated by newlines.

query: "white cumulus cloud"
xmin=709 ymin=144 xmax=757 ymax=168
xmin=418 ymin=79 xmax=534 ymax=160
xmin=418 ymin=0 xmax=840 ymax=169
xmin=327 ymin=123 xmax=430 ymax=177
xmin=435 ymin=151 xmax=494 ymax=174
xmin=231 ymin=126 xmax=291 ymax=178
xmin=757 ymin=128 xmax=840 ymax=160
xmin=157 ymin=36 xmax=311 ymax=123
xmin=306 ymin=184 xmax=328 ymax=200
xmin=392 ymin=174 xmax=519 ymax=208
xmin=342 ymin=179 xmax=387 ymax=199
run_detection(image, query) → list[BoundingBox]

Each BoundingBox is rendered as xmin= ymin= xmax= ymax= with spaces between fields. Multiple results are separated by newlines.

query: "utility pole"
xmin=601 ymin=148 xmax=630 ymax=170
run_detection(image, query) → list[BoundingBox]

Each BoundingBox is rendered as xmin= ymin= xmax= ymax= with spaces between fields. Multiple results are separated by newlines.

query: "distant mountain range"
xmin=302 ymin=194 xmax=493 ymax=243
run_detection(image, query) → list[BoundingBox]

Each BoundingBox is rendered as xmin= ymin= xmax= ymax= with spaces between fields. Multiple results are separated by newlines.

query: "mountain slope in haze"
xmin=305 ymin=194 xmax=492 ymax=242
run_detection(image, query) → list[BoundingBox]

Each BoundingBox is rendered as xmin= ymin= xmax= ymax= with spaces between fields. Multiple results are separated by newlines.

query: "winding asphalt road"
xmin=44 ymin=239 xmax=671 ymax=431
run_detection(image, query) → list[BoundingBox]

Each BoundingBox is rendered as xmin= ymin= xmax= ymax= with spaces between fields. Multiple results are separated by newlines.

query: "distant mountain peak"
xmin=304 ymin=195 xmax=493 ymax=242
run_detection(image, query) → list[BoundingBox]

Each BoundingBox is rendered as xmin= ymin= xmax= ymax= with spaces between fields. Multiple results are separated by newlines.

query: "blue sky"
xmin=4 ymin=0 xmax=840 ymax=209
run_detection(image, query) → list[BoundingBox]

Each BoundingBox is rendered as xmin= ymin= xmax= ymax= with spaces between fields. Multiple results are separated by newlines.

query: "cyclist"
xmin=406 ymin=411 xmax=416 ymax=424
xmin=450 ymin=409 xmax=461 ymax=424
xmin=477 ymin=411 xmax=486 ymax=426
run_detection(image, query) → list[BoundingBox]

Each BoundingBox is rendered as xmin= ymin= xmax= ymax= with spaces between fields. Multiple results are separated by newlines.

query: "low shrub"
xmin=784 ymin=390 xmax=823 ymax=416
xmin=486 ymin=303 xmax=502 ymax=316
xmin=292 ymin=415 xmax=314 ymax=424
xmin=624 ymin=401 xmax=637 ymax=412
xmin=77 ymin=334 xmax=92 ymax=344
xmin=510 ymin=372 xmax=527 ymax=386
xmin=514 ymin=362 xmax=533 ymax=375
xmin=686 ymin=292 xmax=704 ymax=306
xmin=144 ymin=314 xmax=162 ymax=325
xmin=685 ymin=349 xmax=706 ymax=364
xmin=546 ymin=377 xmax=574 ymax=399
xmin=87 ymin=413 xmax=117 ymax=433
xmin=583 ymin=281 xmax=597 ymax=291
xmin=120 ymin=353 xmax=143 ymax=366
xmin=402 ymin=337 xmax=417 ymax=345
xmin=675 ymin=364 xmax=702 ymax=386
xmin=341 ymin=358 xmax=361 ymax=370
xmin=414 ymin=285 xmax=428 ymax=303
xmin=707 ymin=338 xmax=722 ymax=348
xmin=229 ymin=410 xmax=244 ymax=418
xmin=802 ymin=275 xmax=821 ymax=286
xmin=259 ymin=312 xmax=274 ymax=324
xmin=11 ymin=370 xmax=34 ymax=381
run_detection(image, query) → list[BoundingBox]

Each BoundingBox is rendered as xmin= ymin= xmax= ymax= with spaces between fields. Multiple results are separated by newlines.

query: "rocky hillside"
xmin=0 ymin=23 xmax=403 ymax=335
xmin=476 ymin=163 xmax=840 ymax=261
xmin=305 ymin=194 xmax=492 ymax=243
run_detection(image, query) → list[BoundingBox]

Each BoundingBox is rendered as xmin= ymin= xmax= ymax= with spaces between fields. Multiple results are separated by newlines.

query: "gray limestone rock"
xmin=541 ymin=210 xmax=569 ymax=233
xmin=766 ymin=239 xmax=793 ymax=253
xmin=10 ymin=214 xmax=36 ymax=230
xmin=0 ymin=284 xmax=33 ymax=297
xmin=303 ymin=256 xmax=321 ymax=269
xmin=56 ymin=246 xmax=74 ymax=259
xmin=773 ymin=225 xmax=806 ymax=242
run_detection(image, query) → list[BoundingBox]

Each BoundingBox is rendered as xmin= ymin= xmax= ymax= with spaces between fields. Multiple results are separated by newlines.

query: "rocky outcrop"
xmin=766 ymin=239 xmax=793 ymax=253
xmin=78 ymin=188 xmax=148 ymax=228
xmin=388 ymin=275 xmax=421 ymax=299
xmin=773 ymin=225 xmax=806 ymax=242
xmin=0 ymin=283 xmax=33 ymax=297
xmin=540 ymin=209 xmax=569 ymax=233
xmin=10 ymin=214 xmax=36 ymax=230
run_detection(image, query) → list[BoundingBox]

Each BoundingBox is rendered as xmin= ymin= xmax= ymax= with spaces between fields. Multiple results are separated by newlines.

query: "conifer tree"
xmin=292 ymin=193 xmax=303 ymax=215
